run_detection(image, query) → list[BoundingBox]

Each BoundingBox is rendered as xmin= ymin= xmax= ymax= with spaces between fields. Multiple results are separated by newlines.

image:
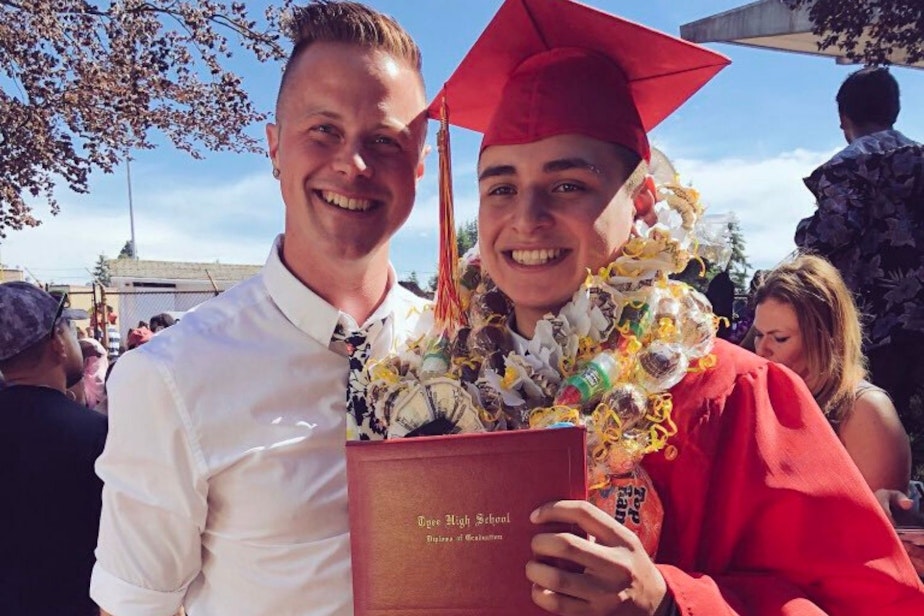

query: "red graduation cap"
xmin=428 ymin=0 xmax=730 ymax=161
xmin=429 ymin=0 xmax=729 ymax=330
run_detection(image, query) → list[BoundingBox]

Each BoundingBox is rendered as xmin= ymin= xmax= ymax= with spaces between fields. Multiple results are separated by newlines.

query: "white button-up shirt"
xmin=91 ymin=237 xmax=429 ymax=616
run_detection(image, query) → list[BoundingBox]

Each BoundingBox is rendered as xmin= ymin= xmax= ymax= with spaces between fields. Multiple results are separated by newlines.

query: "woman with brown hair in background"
xmin=753 ymin=254 xmax=913 ymax=514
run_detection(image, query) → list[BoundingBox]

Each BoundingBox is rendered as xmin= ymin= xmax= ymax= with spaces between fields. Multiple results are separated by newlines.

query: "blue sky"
xmin=3 ymin=0 xmax=923 ymax=285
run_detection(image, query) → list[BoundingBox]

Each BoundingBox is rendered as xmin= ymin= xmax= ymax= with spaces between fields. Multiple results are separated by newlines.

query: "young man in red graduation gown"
xmin=428 ymin=0 xmax=924 ymax=613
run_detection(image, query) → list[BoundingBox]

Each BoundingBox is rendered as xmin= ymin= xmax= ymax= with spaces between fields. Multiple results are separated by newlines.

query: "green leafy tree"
xmin=785 ymin=0 xmax=924 ymax=65
xmin=726 ymin=216 xmax=752 ymax=294
xmin=398 ymin=270 xmax=432 ymax=300
xmin=117 ymin=239 xmax=136 ymax=259
xmin=427 ymin=219 xmax=479 ymax=294
xmin=1 ymin=0 xmax=294 ymax=237
xmin=93 ymin=253 xmax=111 ymax=286
xmin=456 ymin=219 xmax=479 ymax=257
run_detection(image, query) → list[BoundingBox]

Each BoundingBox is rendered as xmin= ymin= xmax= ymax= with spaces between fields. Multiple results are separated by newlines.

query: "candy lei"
xmin=364 ymin=177 xmax=719 ymax=490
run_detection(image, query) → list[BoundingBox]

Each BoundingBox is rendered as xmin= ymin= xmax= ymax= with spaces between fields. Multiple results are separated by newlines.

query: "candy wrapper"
xmin=588 ymin=466 xmax=664 ymax=557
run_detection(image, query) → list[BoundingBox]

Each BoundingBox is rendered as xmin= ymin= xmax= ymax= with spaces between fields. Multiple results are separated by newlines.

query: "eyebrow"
xmin=478 ymin=157 xmax=602 ymax=182
xmin=300 ymin=109 xmax=413 ymax=138
xmin=478 ymin=165 xmax=516 ymax=182
xmin=753 ymin=327 xmax=790 ymax=336
xmin=297 ymin=108 xmax=343 ymax=122
xmin=378 ymin=117 xmax=414 ymax=140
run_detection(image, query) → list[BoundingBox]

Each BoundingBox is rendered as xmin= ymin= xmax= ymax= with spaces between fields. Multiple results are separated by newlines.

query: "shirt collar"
xmin=261 ymin=235 xmax=413 ymax=345
xmin=262 ymin=235 xmax=340 ymax=344
xmin=837 ymin=129 xmax=917 ymax=161
xmin=509 ymin=325 xmax=530 ymax=353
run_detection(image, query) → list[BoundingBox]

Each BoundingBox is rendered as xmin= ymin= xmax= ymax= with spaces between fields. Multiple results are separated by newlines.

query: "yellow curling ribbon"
xmin=688 ymin=353 xmax=718 ymax=373
xmin=477 ymin=405 xmax=501 ymax=424
xmin=501 ymin=365 xmax=519 ymax=389
xmin=527 ymin=405 xmax=580 ymax=429
xmin=365 ymin=357 xmax=400 ymax=383
xmin=451 ymin=356 xmax=480 ymax=373
xmin=623 ymin=238 xmax=646 ymax=258
xmin=484 ymin=313 xmax=508 ymax=326
xmin=646 ymin=394 xmax=673 ymax=422
xmin=403 ymin=333 xmax=428 ymax=351
xmin=584 ymin=268 xmax=597 ymax=287
xmin=615 ymin=321 xmax=634 ymax=336
xmin=646 ymin=427 xmax=669 ymax=453
xmin=577 ymin=336 xmax=599 ymax=359
xmin=623 ymin=336 xmax=643 ymax=355
xmin=657 ymin=317 xmax=676 ymax=339
xmin=692 ymin=254 xmax=707 ymax=277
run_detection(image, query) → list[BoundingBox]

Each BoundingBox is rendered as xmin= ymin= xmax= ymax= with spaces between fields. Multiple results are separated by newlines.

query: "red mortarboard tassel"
xmin=433 ymin=95 xmax=466 ymax=330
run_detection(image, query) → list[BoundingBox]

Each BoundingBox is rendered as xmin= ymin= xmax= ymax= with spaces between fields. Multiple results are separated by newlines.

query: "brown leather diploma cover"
xmin=346 ymin=427 xmax=587 ymax=615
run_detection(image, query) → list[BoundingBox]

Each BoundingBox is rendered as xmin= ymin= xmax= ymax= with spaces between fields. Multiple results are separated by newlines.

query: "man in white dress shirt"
xmin=91 ymin=2 xmax=430 ymax=614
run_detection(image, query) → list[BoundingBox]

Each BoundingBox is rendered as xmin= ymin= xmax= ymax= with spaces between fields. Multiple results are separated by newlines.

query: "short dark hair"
xmin=613 ymin=143 xmax=642 ymax=175
xmin=836 ymin=67 xmax=900 ymax=126
xmin=277 ymin=1 xmax=423 ymax=105
xmin=149 ymin=313 xmax=176 ymax=330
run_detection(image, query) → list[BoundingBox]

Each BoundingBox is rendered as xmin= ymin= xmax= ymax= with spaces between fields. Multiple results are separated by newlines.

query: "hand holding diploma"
xmin=528 ymin=500 xmax=673 ymax=616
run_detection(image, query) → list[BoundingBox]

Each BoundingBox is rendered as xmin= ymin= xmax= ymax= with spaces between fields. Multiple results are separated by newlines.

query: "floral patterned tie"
xmin=332 ymin=320 xmax=387 ymax=441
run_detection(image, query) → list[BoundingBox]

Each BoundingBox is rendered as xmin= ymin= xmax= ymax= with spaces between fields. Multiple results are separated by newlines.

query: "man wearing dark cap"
xmin=0 ymin=282 xmax=108 ymax=616
xmin=367 ymin=0 xmax=924 ymax=613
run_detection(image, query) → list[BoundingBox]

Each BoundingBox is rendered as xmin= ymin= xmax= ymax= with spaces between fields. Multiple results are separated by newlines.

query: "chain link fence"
xmin=107 ymin=289 xmax=215 ymax=332
xmin=56 ymin=285 xmax=217 ymax=350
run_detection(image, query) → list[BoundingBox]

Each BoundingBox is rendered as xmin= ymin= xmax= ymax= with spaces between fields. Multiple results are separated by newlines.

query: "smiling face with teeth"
xmin=266 ymin=41 xmax=427 ymax=288
xmin=478 ymin=134 xmax=641 ymax=338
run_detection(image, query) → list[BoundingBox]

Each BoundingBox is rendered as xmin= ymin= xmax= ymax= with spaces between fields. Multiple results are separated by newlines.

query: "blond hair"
xmin=279 ymin=1 xmax=422 ymax=100
xmin=754 ymin=254 xmax=866 ymax=422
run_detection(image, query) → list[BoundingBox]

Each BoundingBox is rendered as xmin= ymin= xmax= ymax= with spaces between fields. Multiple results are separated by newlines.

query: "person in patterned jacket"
xmin=796 ymin=66 xmax=923 ymax=445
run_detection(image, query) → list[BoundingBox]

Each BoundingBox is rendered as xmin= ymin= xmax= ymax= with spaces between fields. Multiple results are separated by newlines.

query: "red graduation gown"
xmin=645 ymin=340 xmax=924 ymax=614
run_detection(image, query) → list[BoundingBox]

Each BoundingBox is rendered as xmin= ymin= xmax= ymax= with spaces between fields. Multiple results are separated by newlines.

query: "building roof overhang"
xmin=680 ymin=0 xmax=923 ymax=69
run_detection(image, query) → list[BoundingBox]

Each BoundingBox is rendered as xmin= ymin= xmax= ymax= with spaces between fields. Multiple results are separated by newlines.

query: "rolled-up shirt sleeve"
xmin=91 ymin=348 xmax=209 ymax=616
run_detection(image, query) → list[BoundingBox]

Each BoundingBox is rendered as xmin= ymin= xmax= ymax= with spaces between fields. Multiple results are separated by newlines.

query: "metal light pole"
xmin=126 ymin=156 xmax=137 ymax=259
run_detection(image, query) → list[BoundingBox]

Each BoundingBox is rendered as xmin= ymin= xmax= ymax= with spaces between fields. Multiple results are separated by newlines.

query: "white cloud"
xmin=3 ymin=171 xmax=282 ymax=285
xmin=674 ymin=148 xmax=837 ymax=271
xmin=2 ymin=147 xmax=839 ymax=286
